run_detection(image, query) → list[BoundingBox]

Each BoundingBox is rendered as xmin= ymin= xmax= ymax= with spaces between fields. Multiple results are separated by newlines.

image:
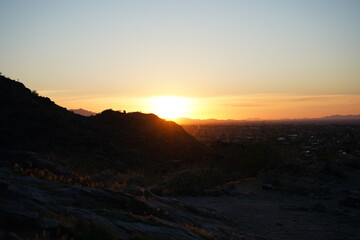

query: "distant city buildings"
xmin=182 ymin=123 xmax=360 ymax=161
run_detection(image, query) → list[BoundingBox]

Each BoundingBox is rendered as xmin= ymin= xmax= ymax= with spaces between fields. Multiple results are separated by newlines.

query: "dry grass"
xmin=183 ymin=224 xmax=215 ymax=239
xmin=164 ymin=168 xmax=224 ymax=196
xmin=13 ymin=164 xmax=125 ymax=189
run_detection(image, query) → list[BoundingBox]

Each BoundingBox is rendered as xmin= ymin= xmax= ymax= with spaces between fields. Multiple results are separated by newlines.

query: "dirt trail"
xmin=176 ymin=171 xmax=360 ymax=240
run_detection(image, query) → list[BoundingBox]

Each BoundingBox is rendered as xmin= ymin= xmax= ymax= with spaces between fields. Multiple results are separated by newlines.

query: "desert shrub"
xmin=164 ymin=168 xmax=224 ymax=195
xmin=90 ymin=171 xmax=124 ymax=185
xmin=259 ymin=158 xmax=324 ymax=185
xmin=125 ymin=174 xmax=147 ymax=187
xmin=73 ymin=222 xmax=117 ymax=240
xmin=56 ymin=221 xmax=117 ymax=240
xmin=13 ymin=164 xmax=125 ymax=189
xmin=27 ymin=221 xmax=117 ymax=240
xmin=31 ymin=90 xmax=39 ymax=96
xmin=130 ymin=233 xmax=157 ymax=240
xmin=183 ymin=224 xmax=214 ymax=239
xmin=123 ymin=169 xmax=170 ymax=187
xmin=208 ymin=142 xmax=288 ymax=176
xmin=261 ymin=170 xmax=283 ymax=186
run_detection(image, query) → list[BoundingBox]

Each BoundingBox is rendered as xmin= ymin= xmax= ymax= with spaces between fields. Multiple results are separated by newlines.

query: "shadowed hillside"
xmin=0 ymin=75 xmax=203 ymax=172
xmin=0 ymin=75 xmax=255 ymax=240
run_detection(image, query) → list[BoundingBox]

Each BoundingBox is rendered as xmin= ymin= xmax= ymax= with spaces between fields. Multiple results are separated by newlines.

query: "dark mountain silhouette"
xmin=70 ymin=108 xmax=97 ymax=116
xmin=0 ymin=75 xmax=244 ymax=239
xmin=321 ymin=114 xmax=360 ymax=120
xmin=0 ymin=75 xmax=203 ymax=172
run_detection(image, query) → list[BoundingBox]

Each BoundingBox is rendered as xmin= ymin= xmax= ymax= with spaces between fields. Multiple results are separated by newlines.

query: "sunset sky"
xmin=1 ymin=0 xmax=359 ymax=120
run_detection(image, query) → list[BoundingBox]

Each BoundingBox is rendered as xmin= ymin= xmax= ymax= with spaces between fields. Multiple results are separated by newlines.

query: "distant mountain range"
xmin=71 ymin=107 xmax=360 ymax=125
xmin=321 ymin=114 xmax=360 ymax=120
xmin=174 ymin=115 xmax=360 ymax=125
xmin=70 ymin=108 xmax=97 ymax=116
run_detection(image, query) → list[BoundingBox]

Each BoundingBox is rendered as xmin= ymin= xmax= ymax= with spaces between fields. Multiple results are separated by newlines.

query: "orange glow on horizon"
xmin=147 ymin=96 xmax=193 ymax=120
xmin=37 ymin=89 xmax=360 ymax=121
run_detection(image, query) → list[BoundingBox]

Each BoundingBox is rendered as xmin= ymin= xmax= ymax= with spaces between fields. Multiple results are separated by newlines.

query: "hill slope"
xmin=0 ymin=75 xmax=202 ymax=172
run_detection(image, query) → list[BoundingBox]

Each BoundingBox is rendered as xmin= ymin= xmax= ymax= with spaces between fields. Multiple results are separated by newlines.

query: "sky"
xmin=0 ymin=0 xmax=359 ymax=120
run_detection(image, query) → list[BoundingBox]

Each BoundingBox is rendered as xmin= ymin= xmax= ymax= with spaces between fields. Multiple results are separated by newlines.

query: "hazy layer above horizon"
xmin=0 ymin=0 xmax=359 ymax=119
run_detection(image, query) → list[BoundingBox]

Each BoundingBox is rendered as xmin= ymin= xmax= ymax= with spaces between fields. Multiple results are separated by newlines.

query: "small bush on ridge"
xmin=164 ymin=168 xmax=224 ymax=195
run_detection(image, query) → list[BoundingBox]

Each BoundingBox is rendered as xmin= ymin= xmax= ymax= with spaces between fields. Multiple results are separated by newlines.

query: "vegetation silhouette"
xmin=0 ymin=75 xmax=203 ymax=173
xmin=1 ymin=74 xmax=360 ymax=239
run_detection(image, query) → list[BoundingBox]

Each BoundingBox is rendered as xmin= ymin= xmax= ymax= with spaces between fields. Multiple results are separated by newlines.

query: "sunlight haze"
xmin=0 ymin=0 xmax=359 ymax=119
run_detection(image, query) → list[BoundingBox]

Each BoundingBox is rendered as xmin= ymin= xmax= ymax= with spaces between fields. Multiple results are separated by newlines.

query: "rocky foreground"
xmin=0 ymin=151 xmax=253 ymax=240
xmin=177 ymin=164 xmax=360 ymax=240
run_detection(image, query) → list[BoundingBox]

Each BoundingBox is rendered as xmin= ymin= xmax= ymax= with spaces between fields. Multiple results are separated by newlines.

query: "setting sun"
xmin=149 ymin=96 xmax=192 ymax=120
